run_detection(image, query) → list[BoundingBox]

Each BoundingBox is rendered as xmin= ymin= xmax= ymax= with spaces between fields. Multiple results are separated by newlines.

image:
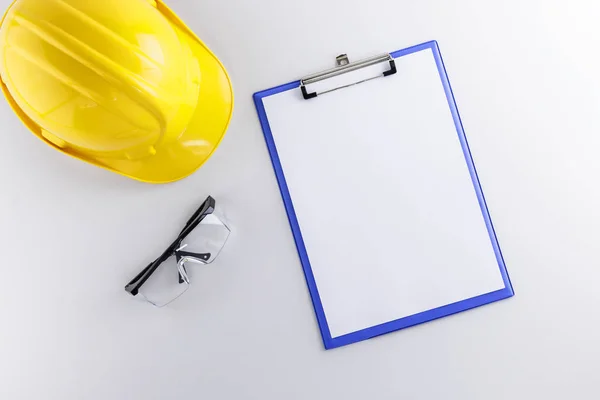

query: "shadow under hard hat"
xmin=0 ymin=0 xmax=234 ymax=183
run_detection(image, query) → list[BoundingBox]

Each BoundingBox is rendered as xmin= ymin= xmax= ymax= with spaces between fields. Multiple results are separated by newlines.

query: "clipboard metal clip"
xmin=300 ymin=53 xmax=397 ymax=100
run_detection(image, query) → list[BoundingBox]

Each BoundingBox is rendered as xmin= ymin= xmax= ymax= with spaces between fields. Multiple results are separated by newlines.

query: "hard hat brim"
xmin=0 ymin=0 xmax=233 ymax=184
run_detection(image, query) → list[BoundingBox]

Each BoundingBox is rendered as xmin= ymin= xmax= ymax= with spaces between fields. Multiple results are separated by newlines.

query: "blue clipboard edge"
xmin=253 ymin=40 xmax=514 ymax=350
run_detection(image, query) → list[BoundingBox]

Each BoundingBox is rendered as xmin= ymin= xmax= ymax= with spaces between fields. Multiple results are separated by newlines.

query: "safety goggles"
xmin=125 ymin=196 xmax=230 ymax=307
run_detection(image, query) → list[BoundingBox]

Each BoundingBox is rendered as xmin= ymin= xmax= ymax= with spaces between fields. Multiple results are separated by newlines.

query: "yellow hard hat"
xmin=0 ymin=0 xmax=233 ymax=183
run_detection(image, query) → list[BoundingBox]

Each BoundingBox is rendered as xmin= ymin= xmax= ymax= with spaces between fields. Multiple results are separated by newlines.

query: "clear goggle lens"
xmin=139 ymin=208 xmax=230 ymax=307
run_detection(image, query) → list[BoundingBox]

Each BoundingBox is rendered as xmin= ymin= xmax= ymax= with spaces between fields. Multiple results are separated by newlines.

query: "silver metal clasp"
xmin=300 ymin=53 xmax=397 ymax=100
xmin=336 ymin=54 xmax=350 ymax=67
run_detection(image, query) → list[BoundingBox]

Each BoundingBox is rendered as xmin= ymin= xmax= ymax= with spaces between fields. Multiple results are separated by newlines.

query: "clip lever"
xmin=300 ymin=53 xmax=396 ymax=100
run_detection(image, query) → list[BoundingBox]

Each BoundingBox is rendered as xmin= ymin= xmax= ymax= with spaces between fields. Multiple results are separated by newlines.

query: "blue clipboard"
xmin=254 ymin=41 xmax=514 ymax=350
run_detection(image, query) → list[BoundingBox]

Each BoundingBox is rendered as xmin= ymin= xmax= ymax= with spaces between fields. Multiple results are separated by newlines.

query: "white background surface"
xmin=0 ymin=0 xmax=599 ymax=399
xmin=262 ymin=50 xmax=505 ymax=338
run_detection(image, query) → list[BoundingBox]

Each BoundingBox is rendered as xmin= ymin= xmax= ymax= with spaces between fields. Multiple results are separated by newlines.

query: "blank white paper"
xmin=262 ymin=48 xmax=505 ymax=338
